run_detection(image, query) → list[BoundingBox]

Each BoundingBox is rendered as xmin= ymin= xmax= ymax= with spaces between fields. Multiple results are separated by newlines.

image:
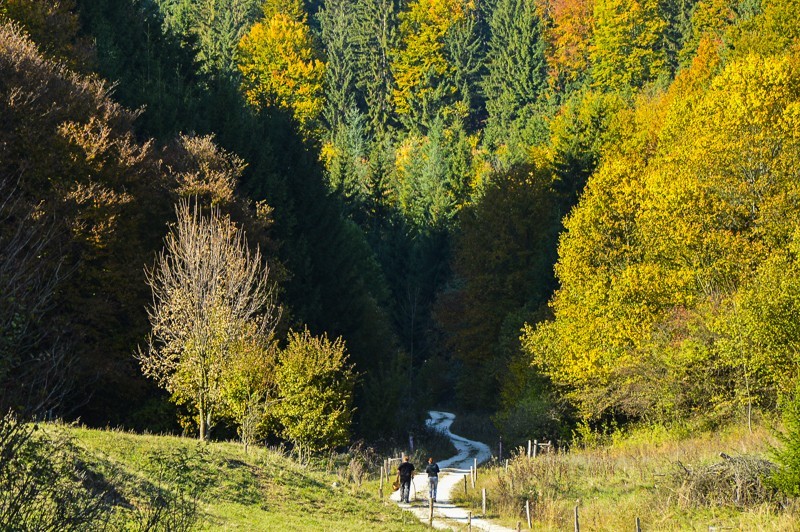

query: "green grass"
xmin=453 ymin=422 xmax=800 ymax=531
xmin=58 ymin=425 xmax=428 ymax=531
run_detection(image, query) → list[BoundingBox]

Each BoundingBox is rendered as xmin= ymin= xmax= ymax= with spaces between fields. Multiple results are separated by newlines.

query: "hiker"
xmin=397 ymin=455 xmax=415 ymax=503
xmin=426 ymin=457 xmax=440 ymax=502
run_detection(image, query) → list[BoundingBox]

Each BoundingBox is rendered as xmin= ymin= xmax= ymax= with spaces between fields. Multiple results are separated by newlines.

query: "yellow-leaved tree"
xmin=392 ymin=0 xmax=472 ymax=129
xmin=238 ymin=0 xmax=325 ymax=135
xmin=590 ymin=0 xmax=668 ymax=91
xmin=525 ymin=50 xmax=800 ymax=422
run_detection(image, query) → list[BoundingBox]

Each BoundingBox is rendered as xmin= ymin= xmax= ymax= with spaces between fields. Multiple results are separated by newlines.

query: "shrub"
xmin=0 ymin=411 xmax=109 ymax=530
xmin=771 ymin=384 xmax=800 ymax=498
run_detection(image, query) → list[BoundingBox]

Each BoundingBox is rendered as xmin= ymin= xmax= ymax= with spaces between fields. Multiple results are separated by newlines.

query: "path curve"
xmin=390 ymin=411 xmax=514 ymax=531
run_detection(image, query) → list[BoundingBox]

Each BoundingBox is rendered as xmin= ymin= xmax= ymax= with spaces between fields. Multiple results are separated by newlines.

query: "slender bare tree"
xmin=0 ymin=172 xmax=72 ymax=417
xmin=139 ymin=200 xmax=279 ymax=440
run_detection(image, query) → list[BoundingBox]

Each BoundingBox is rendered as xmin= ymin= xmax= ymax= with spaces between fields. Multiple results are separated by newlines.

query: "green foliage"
xmin=437 ymin=164 xmax=561 ymax=407
xmin=274 ymin=328 xmax=356 ymax=453
xmin=0 ymin=413 xmax=110 ymax=530
xmin=318 ymin=0 xmax=358 ymax=134
xmin=155 ymin=0 xmax=262 ymax=75
xmin=771 ymin=384 xmax=800 ymax=497
xmin=392 ymin=0 xmax=475 ymax=131
xmin=351 ymin=0 xmax=399 ymax=137
xmin=220 ymin=328 xmax=277 ymax=450
xmin=482 ymin=0 xmax=548 ymax=148
xmin=77 ymin=0 xmax=207 ymax=138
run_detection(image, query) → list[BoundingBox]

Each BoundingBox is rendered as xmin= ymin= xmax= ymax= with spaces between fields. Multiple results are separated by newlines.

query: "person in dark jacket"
xmin=425 ymin=457 xmax=440 ymax=502
xmin=397 ymin=455 xmax=415 ymax=503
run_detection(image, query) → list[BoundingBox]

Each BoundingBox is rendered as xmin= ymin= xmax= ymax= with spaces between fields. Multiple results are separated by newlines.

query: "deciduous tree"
xmin=139 ymin=200 xmax=279 ymax=440
xmin=274 ymin=328 xmax=355 ymax=454
xmin=238 ymin=0 xmax=325 ymax=134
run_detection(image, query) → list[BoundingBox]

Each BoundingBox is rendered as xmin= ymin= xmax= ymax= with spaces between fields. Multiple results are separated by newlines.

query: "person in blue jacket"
xmin=425 ymin=457 xmax=440 ymax=502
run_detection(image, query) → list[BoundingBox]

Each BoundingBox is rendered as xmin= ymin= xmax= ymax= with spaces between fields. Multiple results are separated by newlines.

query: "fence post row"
xmin=526 ymin=438 xmax=554 ymax=458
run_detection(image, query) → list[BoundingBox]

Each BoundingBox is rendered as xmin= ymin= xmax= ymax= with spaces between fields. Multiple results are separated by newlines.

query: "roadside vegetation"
xmin=454 ymin=420 xmax=799 ymax=531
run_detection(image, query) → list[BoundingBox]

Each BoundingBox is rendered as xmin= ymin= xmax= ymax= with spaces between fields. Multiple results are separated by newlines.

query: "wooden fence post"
xmin=474 ymin=458 xmax=478 ymax=480
xmin=526 ymin=499 xmax=532 ymax=529
xmin=533 ymin=439 xmax=538 ymax=458
xmin=499 ymin=437 xmax=503 ymax=461
xmin=527 ymin=440 xmax=532 ymax=457
xmin=574 ymin=505 xmax=580 ymax=532
xmin=468 ymin=511 xmax=472 ymax=531
xmin=635 ymin=517 xmax=641 ymax=532
xmin=482 ymin=488 xmax=486 ymax=516
xmin=464 ymin=474 xmax=468 ymax=495
xmin=379 ymin=466 xmax=384 ymax=499
xmin=516 ymin=522 xmax=521 ymax=532
xmin=429 ymin=498 xmax=433 ymax=526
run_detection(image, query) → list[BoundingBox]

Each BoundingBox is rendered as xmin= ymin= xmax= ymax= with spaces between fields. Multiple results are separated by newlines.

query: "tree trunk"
xmin=199 ymin=406 xmax=207 ymax=440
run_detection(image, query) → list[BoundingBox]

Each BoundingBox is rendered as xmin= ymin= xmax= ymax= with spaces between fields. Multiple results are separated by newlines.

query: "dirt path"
xmin=390 ymin=411 xmax=514 ymax=531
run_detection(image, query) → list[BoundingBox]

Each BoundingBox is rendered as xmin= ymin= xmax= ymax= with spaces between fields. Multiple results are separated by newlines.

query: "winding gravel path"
xmin=390 ymin=411 xmax=514 ymax=531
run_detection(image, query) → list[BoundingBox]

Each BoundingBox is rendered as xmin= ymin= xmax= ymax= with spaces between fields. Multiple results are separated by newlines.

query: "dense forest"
xmin=2 ymin=0 xmax=800 ymax=460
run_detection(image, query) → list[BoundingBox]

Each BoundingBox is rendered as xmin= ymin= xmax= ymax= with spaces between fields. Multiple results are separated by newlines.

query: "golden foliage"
xmin=238 ymin=7 xmax=325 ymax=135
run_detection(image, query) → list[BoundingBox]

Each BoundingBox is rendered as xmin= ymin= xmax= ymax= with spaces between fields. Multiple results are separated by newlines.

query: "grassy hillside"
xmin=454 ymin=422 xmax=799 ymax=531
xmin=43 ymin=424 xmax=427 ymax=531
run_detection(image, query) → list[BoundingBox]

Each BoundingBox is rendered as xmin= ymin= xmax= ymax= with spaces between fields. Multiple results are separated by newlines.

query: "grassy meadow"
xmin=453 ymin=422 xmax=799 ymax=531
xmin=51 ymin=425 xmax=428 ymax=531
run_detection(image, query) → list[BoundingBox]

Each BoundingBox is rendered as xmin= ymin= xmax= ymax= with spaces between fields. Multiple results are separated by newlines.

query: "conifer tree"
xmin=482 ymin=0 xmax=548 ymax=148
xmin=445 ymin=8 xmax=486 ymax=131
xmin=352 ymin=0 xmax=400 ymax=137
xmin=318 ymin=0 xmax=358 ymax=134
xmin=156 ymin=0 xmax=262 ymax=76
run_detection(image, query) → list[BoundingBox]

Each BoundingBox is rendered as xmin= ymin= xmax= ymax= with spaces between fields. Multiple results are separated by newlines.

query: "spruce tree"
xmin=318 ymin=0 xmax=358 ymax=134
xmin=352 ymin=0 xmax=400 ymax=138
xmin=482 ymin=0 xmax=548 ymax=148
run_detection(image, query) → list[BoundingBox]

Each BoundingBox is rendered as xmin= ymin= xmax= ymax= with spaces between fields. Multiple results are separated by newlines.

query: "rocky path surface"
xmin=390 ymin=411 xmax=514 ymax=531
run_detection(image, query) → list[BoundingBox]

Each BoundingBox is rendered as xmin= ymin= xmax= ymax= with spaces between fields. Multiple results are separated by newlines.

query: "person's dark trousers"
xmin=401 ymin=480 xmax=412 ymax=503
xmin=428 ymin=477 xmax=438 ymax=501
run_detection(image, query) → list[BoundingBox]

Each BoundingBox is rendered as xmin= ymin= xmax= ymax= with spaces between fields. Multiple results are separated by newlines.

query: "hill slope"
xmin=17 ymin=422 xmax=425 ymax=531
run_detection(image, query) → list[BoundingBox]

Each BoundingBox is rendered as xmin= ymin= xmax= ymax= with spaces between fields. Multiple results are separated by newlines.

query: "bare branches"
xmin=138 ymin=199 xmax=280 ymax=440
xmin=0 ymin=171 xmax=73 ymax=417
